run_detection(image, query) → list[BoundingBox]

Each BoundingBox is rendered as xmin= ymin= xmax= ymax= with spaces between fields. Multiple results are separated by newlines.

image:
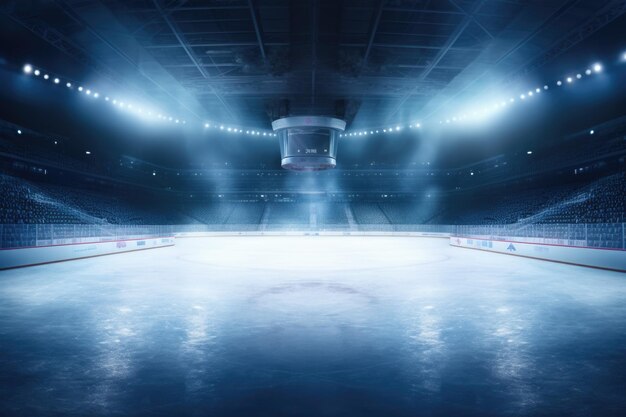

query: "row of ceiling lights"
xmin=22 ymin=64 xmax=275 ymax=135
xmin=436 ymin=62 xmax=605 ymax=126
xmin=21 ymin=53 xmax=626 ymax=138
xmin=341 ymin=56 xmax=624 ymax=136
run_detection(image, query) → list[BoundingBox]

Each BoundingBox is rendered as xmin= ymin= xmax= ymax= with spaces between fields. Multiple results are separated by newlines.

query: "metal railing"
xmin=0 ymin=223 xmax=623 ymax=249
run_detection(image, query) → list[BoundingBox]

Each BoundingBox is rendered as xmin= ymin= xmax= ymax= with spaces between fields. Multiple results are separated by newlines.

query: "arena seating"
xmin=0 ymin=172 xmax=624 ymax=227
xmin=350 ymin=203 xmax=390 ymax=224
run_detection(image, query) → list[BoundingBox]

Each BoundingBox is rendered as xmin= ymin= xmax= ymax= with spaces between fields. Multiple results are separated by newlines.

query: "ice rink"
xmin=1 ymin=236 xmax=625 ymax=416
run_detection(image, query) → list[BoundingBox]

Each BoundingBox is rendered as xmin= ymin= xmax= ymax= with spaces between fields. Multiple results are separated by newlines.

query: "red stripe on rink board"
xmin=0 ymin=236 xmax=175 ymax=251
xmin=0 ymin=243 xmax=175 ymax=270
xmin=452 ymin=236 xmax=626 ymax=252
xmin=450 ymin=243 xmax=626 ymax=273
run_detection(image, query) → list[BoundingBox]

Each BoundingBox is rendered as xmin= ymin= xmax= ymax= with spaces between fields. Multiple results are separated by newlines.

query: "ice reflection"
xmin=89 ymin=304 xmax=139 ymax=410
xmin=486 ymin=304 xmax=538 ymax=411
xmin=404 ymin=303 xmax=445 ymax=394
xmin=180 ymin=304 xmax=218 ymax=397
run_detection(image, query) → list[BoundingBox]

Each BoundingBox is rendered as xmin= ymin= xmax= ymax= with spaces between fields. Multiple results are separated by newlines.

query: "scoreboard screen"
xmin=285 ymin=128 xmax=331 ymax=157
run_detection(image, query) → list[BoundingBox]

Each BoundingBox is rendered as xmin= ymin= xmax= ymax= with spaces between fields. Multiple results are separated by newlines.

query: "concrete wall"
xmin=0 ymin=237 xmax=175 ymax=270
xmin=450 ymin=236 xmax=626 ymax=272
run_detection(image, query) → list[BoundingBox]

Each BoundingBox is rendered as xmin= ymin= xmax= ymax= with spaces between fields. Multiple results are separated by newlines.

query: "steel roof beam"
xmin=145 ymin=42 xmax=288 ymax=49
xmin=311 ymin=0 xmax=318 ymax=107
xmin=387 ymin=0 xmax=487 ymax=120
xmin=151 ymin=0 xmax=236 ymax=120
xmin=360 ymin=0 xmax=386 ymax=73
xmin=247 ymin=0 xmax=266 ymax=62
xmin=340 ymin=42 xmax=481 ymax=51
xmin=448 ymin=0 xmax=494 ymax=39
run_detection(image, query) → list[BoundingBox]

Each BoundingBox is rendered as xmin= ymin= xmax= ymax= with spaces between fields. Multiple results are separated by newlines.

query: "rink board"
xmin=175 ymin=231 xmax=450 ymax=238
xmin=0 ymin=237 xmax=175 ymax=270
xmin=450 ymin=236 xmax=626 ymax=272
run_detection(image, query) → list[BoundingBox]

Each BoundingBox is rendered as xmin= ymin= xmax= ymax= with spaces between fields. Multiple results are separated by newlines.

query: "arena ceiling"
xmin=3 ymin=0 xmax=626 ymax=133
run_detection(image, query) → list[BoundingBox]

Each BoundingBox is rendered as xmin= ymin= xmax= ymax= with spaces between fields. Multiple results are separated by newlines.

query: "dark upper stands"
xmin=1 ymin=172 xmax=624 ymax=226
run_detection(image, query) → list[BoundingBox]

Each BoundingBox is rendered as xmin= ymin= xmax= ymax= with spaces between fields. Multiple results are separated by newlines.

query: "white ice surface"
xmin=1 ymin=236 xmax=625 ymax=416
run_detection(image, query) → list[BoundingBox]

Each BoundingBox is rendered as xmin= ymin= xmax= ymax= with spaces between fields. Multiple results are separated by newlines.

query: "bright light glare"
xmin=54 ymin=78 xmax=60 ymax=84
xmin=78 ymin=86 xmax=83 ymax=91
xmin=34 ymin=69 xmax=40 ymax=76
xmin=23 ymin=64 xmax=32 ymax=74
xmin=567 ymin=77 xmax=573 ymax=83
xmin=43 ymin=74 xmax=49 ymax=80
xmin=66 ymin=82 xmax=72 ymax=88
xmin=593 ymin=63 xmax=602 ymax=72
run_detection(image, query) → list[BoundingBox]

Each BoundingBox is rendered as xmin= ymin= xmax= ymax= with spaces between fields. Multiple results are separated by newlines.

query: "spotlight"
xmin=17 ymin=129 xmax=22 ymax=135
xmin=535 ymin=88 xmax=541 ymax=93
xmin=520 ymin=94 xmax=526 ymax=99
xmin=204 ymin=123 xmax=210 ymax=128
xmin=527 ymin=151 xmax=532 ymax=155
xmin=509 ymin=98 xmax=514 ymax=102
xmin=86 ymin=89 xmax=91 ymax=95
xmin=528 ymin=91 xmax=533 ymax=96
xmin=585 ymin=69 xmax=592 ymax=75
xmin=113 ymin=100 xmax=117 ymax=104
xmin=576 ymin=73 xmax=582 ymax=79
xmin=78 ymin=86 xmax=83 ymax=91
xmin=54 ymin=78 xmax=60 ymax=84
xmin=567 ymin=77 xmax=573 ymax=83
xmin=220 ymin=125 xmax=224 ymax=130
xmin=227 ymin=127 xmax=232 ymax=131
xmin=23 ymin=64 xmax=33 ymax=74
xmin=557 ymin=80 xmax=562 ymax=86
xmin=593 ymin=63 xmax=602 ymax=73
xmin=395 ymin=126 xmax=400 ymax=131
xmin=34 ymin=69 xmax=40 ymax=76
xmin=590 ymin=129 xmax=595 ymax=135
xmin=93 ymin=92 xmax=99 ymax=98
xmin=105 ymin=97 xmax=109 ymax=101
xmin=66 ymin=82 xmax=72 ymax=88
xmin=43 ymin=74 xmax=49 ymax=80
xmin=544 ymin=85 xmax=548 ymax=90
